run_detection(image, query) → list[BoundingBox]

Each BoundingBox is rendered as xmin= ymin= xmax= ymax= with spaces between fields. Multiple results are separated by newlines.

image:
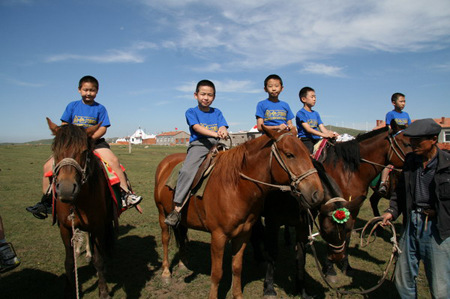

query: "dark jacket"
xmin=386 ymin=147 xmax=450 ymax=241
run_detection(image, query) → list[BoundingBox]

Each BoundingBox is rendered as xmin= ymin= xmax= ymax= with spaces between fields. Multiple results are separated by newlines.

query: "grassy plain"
xmin=0 ymin=144 xmax=430 ymax=298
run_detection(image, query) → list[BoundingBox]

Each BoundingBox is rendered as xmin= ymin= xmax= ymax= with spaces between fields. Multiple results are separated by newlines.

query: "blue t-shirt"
xmin=385 ymin=110 xmax=411 ymax=127
xmin=255 ymin=99 xmax=294 ymax=126
xmin=186 ymin=106 xmax=228 ymax=143
xmin=296 ymin=108 xmax=323 ymax=140
xmin=61 ymin=100 xmax=111 ymax=128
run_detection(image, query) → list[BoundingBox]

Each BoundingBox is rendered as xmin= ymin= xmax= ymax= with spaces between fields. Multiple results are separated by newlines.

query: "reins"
xmin=360 ymin=131 xmax=406 ymax=172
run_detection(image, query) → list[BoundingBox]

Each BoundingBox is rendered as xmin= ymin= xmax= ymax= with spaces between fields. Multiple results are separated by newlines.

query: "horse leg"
xmin=322 ymin=258 xmax=338 ymax=284
xmin=283 ymin=225 xmax=292 ymax=246
xmin=263 ymin=220 xmax=280 ymax=298
xmin=160 ymin=215 xmax=172 ymax=283
xmin=91 ymin=233 xmax=111 ymax=299
xmin=231 ymin=233 xmax=249 ymax=299
xmin=209 ymin=232 xmax=227 ymax=299
xmin=294 ymin=225 xmax=313 ymax=299
xmin=369 ymin=191 xmax=382 ymax=217
xmin=341 ymin=239 xmax=355 ymax=276
xmin=250 ymin=218 xmax=266 ymax=264
xmin=85 ymin=233 xmax=92 ymax=263
xmin=60 ymin=227 xmax=76 ymax=299
xmin=174 ymin=225 xmax=189 ymax=271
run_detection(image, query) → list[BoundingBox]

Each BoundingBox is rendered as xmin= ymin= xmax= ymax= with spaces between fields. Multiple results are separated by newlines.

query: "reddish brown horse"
xmin=317 ymin=122 xmax=410 ymax=280
xmin=48 ymin=118 xmax=117 ymax=298
xmin=154 ymin=126 xmax=324 ymax=299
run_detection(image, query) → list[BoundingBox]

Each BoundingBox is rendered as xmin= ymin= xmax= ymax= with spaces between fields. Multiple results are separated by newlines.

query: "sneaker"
xmin=122 ymin=192 xmax=142 ymax=208
xmin=378 ymin=183 xmax=388 ymax=197
xmin=0 ymin=243 xmax=20 ymax=273
xmin=164 ymin=210 xmax=181 ymax=227
xmin=26 ymin=201 xmax=52 ymax=219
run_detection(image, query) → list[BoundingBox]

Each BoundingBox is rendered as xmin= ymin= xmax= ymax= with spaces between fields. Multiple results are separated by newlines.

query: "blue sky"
xmin=1 ymin=0 xmax=450 ymax=143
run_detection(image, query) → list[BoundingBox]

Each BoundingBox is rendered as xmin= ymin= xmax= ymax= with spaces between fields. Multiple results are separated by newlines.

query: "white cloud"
xmin=301 ymin=63 xmax=346 ymax=77
xmin=138 ymin=0 xmax=450 ymax=69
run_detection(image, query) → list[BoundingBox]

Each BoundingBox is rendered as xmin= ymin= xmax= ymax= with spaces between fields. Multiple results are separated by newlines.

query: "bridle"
xmin=53 ymin=152 xmax=90 ymax=187
xmin=239 ymin=132 xmax=318 ymax=199
xmin=360 ymin=130 xmax=407 ymax=172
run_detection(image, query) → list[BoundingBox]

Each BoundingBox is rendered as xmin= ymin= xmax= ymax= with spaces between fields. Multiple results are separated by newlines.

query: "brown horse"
xmin=154 ymin=126 xmax=324 ymax=299
xmin=317 ymin=122 xmax=410 ymax=280
xmin=47 ymin=118 xmax=117 ymax=298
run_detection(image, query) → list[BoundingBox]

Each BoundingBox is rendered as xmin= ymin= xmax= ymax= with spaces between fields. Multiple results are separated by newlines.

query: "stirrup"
xmin=26 ymin=202 xmax=51 ymax=219
xmin=0 ymin=243 xmax=21 ymax=273
xmin=164 ymin=210 xmax=181 ymax=227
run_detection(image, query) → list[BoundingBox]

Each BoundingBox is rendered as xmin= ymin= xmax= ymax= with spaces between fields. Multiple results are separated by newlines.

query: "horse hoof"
xmin=263 ymin=289 xmax=277 ymax=299
xmin=325 ymin=274 xmax=338 ymax=284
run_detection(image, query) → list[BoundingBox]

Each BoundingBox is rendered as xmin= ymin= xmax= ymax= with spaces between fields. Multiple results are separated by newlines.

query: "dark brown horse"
xmin=154 ymin=126 xmax=324 ymax=299
xmin=257 ymin=122 xmax=410 ymax=298
xmin=317 ymin=122 xmax=410 ymax=280
xmin=254 ymin=160 xmax=344 ymax=299
xmin=48 ymin=118 xmax=116 ymax=298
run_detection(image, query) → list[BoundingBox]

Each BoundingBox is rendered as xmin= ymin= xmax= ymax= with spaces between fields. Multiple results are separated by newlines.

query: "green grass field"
xmin=0 ymin=144 xmax=430 ymax=298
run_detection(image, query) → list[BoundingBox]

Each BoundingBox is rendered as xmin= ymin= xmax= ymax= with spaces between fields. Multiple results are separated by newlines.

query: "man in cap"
xmin=382 ymin=118 xmax=450 ymax=298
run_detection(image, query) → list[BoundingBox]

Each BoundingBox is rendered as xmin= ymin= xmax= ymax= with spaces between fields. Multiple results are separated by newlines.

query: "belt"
xmin=414 ymin=207 xmax=436 ymax=218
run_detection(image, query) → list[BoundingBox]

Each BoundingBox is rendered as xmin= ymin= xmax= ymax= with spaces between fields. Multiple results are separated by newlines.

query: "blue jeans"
xmin=395 ymin=210 xmax=450 ymax=299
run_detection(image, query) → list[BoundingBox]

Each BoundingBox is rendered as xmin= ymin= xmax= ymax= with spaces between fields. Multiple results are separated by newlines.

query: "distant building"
xmin=229 ymin=125 xmax=262 ymax=146
xmin=115 ymin=127 xmax=156 ymax=145
xmin=375 ymin=116 xmax=450 ymax=150
xmin=156 ymin=131 xmax=190 ymax=146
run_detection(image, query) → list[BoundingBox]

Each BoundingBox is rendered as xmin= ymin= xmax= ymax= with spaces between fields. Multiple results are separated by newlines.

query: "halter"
xmin=53 ymin=155 xmax=89 ymax=185
xmin=360 ymin=130 xmax=406 ymax=172
xmin=239 ymin=132 xmax=317 ymax=199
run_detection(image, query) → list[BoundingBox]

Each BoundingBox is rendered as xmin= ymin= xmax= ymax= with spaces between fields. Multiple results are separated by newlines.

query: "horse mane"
xmin=326 ymin=126 xmax=389 ymax=172
xmin=52 ymin=124 xmax=93 ymax=160
xmin=213 ymin=136 xmax=271 ymax=186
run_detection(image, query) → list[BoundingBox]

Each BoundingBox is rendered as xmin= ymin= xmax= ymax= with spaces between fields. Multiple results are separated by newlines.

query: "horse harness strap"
xmin=239 ymin=133 xmax=317 ymax=195
xmin=53 ymin=157 xmax=89 ymax=184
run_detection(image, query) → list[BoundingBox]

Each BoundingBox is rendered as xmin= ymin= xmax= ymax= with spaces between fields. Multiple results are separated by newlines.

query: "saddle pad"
xmin=165 ymin=161 xmax=210 ymax=198
xmin=93 ymin=152 xmax=121 ymax=186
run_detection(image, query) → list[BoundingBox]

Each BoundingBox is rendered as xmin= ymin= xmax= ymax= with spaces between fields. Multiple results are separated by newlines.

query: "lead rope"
xmin=68 ymin=210 xmax=81 ymax=299
xmin=306 ymin=210 xmax=401 ymax=297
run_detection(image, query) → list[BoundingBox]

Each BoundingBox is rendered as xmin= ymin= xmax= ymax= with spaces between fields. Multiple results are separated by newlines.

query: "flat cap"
xmin=403 ymin=118 xmax=441 ymax=137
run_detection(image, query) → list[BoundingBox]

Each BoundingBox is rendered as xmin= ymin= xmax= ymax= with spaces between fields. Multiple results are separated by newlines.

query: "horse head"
xmin=262 ymin=125 xmax=324 ymax=209
xmin=47 ymin=118 xmax=100 ymax=203
xmin=386 ymin=120 xmax=411 ymax=169
xmin=318 ymin=195 xmax=365 ymax=262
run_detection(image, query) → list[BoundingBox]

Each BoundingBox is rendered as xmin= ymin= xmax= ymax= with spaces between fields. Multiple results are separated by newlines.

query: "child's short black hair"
xmin=196 ymin=79 xmax=216 ymax=94
xmin=299 ymin=86 xmax=315 ymax=100
xmin=391 ymin=92 xmax=405 ymax=103
xmin=79 ymin=75 xmax=99 ymax=90
xmin=264 ymin=74 xmax=283 ymax=88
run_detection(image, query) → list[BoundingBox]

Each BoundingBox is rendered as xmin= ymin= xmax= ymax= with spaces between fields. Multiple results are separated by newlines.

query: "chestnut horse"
xmin=317 ymin=122 xmax=410 ymax=281
xmin=154 ymin=126 xmax=324 ymax=299
xmin=48 ymin=118 xmax=116 ymax=298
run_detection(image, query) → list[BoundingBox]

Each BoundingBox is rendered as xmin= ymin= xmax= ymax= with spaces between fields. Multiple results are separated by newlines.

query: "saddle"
xmin=166 ymin=144 xmax=226 ymax=197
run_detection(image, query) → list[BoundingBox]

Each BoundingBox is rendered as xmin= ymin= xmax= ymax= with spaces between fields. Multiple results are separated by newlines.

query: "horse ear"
xmin=46 ymin=117 xmax=60 ymax=135
xmin=86 ymin=122 xmax=102 ymax=138
xmin=389 ymin=119 xmax=400 ymax=134
xmin=261 ymin=124 xmax=280 ymax=141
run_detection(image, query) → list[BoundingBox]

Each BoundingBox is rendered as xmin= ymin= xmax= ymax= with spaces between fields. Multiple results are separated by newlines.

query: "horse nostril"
xmin=312 ymin=190 xmax=323 ymax=203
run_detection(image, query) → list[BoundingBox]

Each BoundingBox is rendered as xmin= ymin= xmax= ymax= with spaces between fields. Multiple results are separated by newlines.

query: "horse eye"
xmin=285 ymin=153 xmax=294 ymax=159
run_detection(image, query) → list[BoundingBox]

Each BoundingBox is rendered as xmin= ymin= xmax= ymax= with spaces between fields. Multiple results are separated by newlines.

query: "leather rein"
xmin=239 ymin=132 xmax=317 ymax=197
xmin=360 ymin=131 xmax=406 ymax=172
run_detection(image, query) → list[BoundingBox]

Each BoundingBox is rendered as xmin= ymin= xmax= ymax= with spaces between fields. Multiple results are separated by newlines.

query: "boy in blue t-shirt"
xmin=164 ymin=80 xmax=229 ymax=227
xmin=26 ymin=76 xmax=142 ymax=219
xmin=296 ymin=86 xmax=337 ymax=153
xmin=378 ymin=92 xmax=411 ymax=195
xmin=255 ymin=74 xmax=295 ymax=132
